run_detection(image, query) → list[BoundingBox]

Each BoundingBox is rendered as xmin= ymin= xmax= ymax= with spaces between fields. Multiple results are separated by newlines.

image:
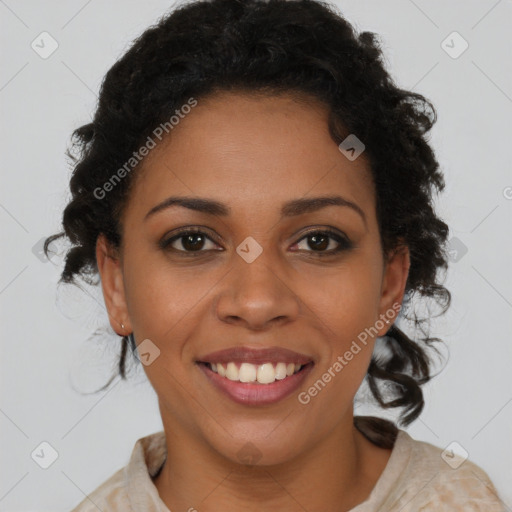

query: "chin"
xmin=208 ymin=421 xmax=310 ymax=467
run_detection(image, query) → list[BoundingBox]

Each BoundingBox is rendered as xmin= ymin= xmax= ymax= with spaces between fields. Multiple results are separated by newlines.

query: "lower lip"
xmin=198 ymin=362 xmax=314 ymax=405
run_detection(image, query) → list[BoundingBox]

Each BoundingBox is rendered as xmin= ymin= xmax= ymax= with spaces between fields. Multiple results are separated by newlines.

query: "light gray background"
xmin=1 ymin=0 xmax=511 ymax=510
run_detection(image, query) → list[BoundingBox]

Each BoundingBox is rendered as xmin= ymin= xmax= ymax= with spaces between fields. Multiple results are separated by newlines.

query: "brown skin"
xmin=96 ymin=91 xmax=410 ymax=512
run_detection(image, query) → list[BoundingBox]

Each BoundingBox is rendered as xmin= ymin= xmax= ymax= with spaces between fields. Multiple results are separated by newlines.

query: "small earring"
xmin=121 ymin=323 xmax=125 ymax=330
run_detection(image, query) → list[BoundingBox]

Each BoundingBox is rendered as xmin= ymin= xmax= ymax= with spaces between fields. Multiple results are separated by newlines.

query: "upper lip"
xmin=197 ymin=346 xmax=314 ymax=366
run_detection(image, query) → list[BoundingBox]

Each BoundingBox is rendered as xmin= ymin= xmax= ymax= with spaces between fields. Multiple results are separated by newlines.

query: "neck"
xmin=153 ymin=414 xmax=392 ymax=512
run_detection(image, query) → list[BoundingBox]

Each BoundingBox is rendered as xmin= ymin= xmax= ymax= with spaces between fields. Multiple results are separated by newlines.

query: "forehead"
xmin=129 ymin=91 xmax=375 ymax=218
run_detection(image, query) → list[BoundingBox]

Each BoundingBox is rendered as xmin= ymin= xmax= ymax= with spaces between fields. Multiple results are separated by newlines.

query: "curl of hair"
xmin=46 ymin=0 xmax=451 ymax=447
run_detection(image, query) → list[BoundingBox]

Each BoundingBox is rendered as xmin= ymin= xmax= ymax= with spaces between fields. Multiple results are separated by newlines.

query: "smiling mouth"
xmin=198 ymin=361 xmax=309 ymax=384
xmin=196 ymin=345 xmax=315 ymax=405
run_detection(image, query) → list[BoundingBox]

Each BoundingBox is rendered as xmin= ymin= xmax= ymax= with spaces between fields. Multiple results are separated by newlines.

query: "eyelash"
xmin=159 ymin=227 xmax=353 ymax=257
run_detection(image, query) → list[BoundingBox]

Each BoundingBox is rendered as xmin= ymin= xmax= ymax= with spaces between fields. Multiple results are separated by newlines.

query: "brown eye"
xmin=294 ymin=229 xmax=353 ymax=255
xmin=160 ymin=227 xmax=353 ymax=257
xmin=160 ymin=229 xmax=219 ymax=253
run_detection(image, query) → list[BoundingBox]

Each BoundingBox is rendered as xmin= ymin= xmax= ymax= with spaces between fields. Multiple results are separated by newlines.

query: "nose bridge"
xmin=215 ymin=237 xmax=300 ymax=327
xmin=236 ymin=242 xmax=281 ymax=298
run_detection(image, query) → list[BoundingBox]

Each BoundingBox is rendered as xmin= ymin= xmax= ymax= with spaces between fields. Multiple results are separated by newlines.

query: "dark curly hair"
xmin=45 ymin=0 xmax=451 ymax=448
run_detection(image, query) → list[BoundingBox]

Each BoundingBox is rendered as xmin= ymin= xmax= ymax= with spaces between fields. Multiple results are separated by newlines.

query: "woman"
xmin=46 ymin=0 xmax=505 ymax=510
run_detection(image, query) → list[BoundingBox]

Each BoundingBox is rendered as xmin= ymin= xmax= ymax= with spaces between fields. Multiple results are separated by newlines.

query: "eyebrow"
xmin=145 ymin=195 xmax=367 ymax=227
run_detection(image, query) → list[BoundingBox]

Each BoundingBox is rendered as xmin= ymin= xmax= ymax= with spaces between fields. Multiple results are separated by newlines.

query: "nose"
xmin=214 ymin=250 xmax=301 ymax=331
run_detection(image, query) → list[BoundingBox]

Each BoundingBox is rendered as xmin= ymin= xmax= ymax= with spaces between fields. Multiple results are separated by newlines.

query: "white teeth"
xmin=207 ymin=361 xmax=305 ymax=384
xmin=217 ymin=363 xmax=226 ymax=377
xmin=275 ymin=362 xmax=287 ymax=380
xmin=239 ymin=362 xmax=257 ymax=382
xmin=226 ymin=362 xmax=239 ymax=381
xmin=257 ymin=363 xmax=275 ymax=384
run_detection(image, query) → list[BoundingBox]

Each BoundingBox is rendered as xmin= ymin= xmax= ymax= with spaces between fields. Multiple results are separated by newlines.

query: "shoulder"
xmin=384 ymin=431 xmax=506 ymax=511
xmin=69 ymin=467 xmax=129 ymax=512
xmin=68 ymin=430 xmax=167 ymax=512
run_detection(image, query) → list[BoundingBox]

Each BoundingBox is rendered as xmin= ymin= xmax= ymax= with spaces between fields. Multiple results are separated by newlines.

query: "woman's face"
xmin=97 ymin=91 xmax=409 ymax=465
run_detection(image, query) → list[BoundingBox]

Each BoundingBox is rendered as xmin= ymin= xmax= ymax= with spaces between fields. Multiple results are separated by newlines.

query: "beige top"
xmin=70 ymin=426 xmax=506 ymax=511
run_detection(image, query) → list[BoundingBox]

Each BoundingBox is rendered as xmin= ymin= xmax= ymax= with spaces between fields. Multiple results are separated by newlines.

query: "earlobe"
xmin=96 ymin=234 xmax=132 ymax=336
xmin=377 ymin=243 xmax=410 ymax=334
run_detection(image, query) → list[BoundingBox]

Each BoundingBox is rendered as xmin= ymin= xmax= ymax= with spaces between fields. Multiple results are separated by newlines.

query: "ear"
xmin=376 ymin=241 xmax=410 ymax=336
xmin=96 ymin=234 xmax=132 ymax=336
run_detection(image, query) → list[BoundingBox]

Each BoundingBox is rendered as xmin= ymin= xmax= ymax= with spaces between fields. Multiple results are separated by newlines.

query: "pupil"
xmin=183 ymin=233 xmax=204 ymax=251
xmin=309 ymin=234 xmax=328 ymax=251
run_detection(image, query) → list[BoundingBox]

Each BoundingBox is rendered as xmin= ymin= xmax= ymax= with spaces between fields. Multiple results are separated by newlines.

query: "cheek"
xmin=122 ymin=251 xmax=220 ymax=352
xmin=300 ymin=253 xmax=383 ymax=403
xmin=297 ymin=268 xmax=381 ymax=422
xmin=308 ymin=257 xmax=383 ymax=336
